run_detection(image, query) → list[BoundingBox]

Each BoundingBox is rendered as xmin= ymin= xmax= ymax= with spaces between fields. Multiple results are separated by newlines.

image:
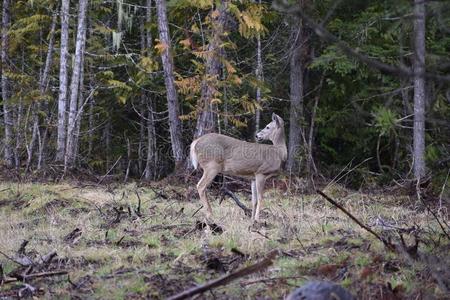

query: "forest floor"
xmin=0 ymin=177 xmax=449 ymax=299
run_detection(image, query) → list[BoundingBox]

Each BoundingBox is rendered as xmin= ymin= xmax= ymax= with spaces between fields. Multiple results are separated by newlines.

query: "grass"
xmin=0 ymin=180 xmax=448 ymax=299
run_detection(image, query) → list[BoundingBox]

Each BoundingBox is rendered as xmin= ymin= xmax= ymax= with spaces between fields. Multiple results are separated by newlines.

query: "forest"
xmin=0 ymin=0 xmax=449 ymax=299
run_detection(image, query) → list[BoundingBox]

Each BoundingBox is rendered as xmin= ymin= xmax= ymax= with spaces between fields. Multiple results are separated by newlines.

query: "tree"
xmin=25 ymin=11 xmax=58 ymax=172
xmin=56 ymin=0 xmax=71 ymax=162
xmin=155 ymin=0 xmax=185 ymax=169
xmin=286 ymin=16 xmax=304 ymax=173
xmin=194 ymin=0 xmax=228 ymax=138
xmin=65 ymin=0 xmax=89 ymax=169
xmin=143 ymin=0 xmax=157 ymax=180
xmin=413 ymin=0 xmax=426 ymax=180
xmin=1 ymin=0 xmax=14 ymax=168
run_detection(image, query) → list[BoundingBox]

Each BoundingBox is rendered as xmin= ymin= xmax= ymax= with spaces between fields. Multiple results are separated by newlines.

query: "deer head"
xmin=256 ymin=113 xmax=285 ymax=144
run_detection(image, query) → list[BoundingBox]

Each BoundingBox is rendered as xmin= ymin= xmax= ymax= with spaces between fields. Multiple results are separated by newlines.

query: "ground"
xmin=0 ymin=178 xmax=449 ymax=299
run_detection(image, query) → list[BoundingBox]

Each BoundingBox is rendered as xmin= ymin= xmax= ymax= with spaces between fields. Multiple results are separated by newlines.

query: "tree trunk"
xmin=14 ymin=99 xmax=23 ymax=169
xmin=26 ymin=11 xmax=57 ymax=171
xmin=73 ymin=45 xmax=86 ymax=164
xmin=138 ymin=98 xmax=145 ymax=175
xmin=1 ymin=0 xmax=14 ymax=168
xmin=194 ymin=0 xmax=228 ymax=138
xmin=56 ymin=0 xmax=71 ymax=162
xmin=413 ymin=0 xmax=426 ymax=180
xmin=254 ymin=0 xmax=263 ymax=135
xmin=65 ymin=0 xmax=88 ymax=169
xmin=87 ymin=91 xmax=94 ymax=158
xmin=143 ymin=0 xmax=157 ymax=179
xmin=155 ymin=0 xmax=185 ymax=169
xmin=105 ymin=120 xmax=111 ymax=170
xmin=145 ymin=99 xmax=156 ymax=179
xmin=286 ymin=22 xmax=304 ymax=173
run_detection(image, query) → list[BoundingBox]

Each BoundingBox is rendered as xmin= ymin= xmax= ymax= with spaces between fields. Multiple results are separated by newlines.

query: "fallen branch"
xmin=221 ymin=187 xmax=252 ymax=217
xmin=17 ymin=240 xmax=29 ymax=255
xmin=416 ymin=189 xmax=450 ymax=241
xmin=97 ymin=155 xmax=122 ymax=185
xmin=167 ymin=250 xmax=279 ymax=300
xmin=135 ymin=191 xmax=142 ymax=217
xmin=0 ymin=250 xmax=28 ymax=267
xmin=316 ymin=190 xmax=394 ymax=250
xmin=2 ymin=270 xmax=68 ymax=284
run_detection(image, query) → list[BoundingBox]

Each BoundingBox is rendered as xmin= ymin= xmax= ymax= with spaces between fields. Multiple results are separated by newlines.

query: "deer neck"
xmin=271 ymin=129 xmax=287 ymax=161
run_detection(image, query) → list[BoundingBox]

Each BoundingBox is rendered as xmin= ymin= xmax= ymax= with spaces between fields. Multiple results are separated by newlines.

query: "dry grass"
xmin=0 ymin=180 xmax=448 ymax=299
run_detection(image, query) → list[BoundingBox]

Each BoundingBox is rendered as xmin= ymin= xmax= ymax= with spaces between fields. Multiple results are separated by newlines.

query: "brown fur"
xmin=190 ymin=113 xmax=287 ymax=221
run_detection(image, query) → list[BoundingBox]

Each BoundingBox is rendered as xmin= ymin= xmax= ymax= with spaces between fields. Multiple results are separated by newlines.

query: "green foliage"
xmin=372 ymin=106 xmax=399 ymax=136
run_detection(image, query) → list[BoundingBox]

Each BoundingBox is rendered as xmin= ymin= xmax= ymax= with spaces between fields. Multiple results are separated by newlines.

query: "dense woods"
xmin=0 ymin=0 xmax=449 ymax=187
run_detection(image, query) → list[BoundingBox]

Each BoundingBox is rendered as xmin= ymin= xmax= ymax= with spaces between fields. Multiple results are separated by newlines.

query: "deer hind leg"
xmin=254 ymin=174 xmax=267 ymax=221
xmin=196 ymin=162 xmax=220 ymax=219
xmin=251 ymin=180 xmax=257 ymax=220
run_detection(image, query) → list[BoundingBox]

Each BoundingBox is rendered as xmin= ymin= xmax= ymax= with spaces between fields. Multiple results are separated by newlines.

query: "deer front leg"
xmin=254 ymin=174 xmax=267 ymax=221
xmin=251 ymin=180 xmax=257 ymax=220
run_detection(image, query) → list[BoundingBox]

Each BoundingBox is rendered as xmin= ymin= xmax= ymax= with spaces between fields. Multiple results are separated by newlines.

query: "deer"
xmin=190 ymin=113 xmax=287 ymax=222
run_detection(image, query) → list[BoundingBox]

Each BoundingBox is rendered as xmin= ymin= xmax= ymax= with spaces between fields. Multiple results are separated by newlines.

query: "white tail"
xmin=191 ymin=113 xmax=287 ymax=221
xmin=190 ymin=139 xmax=199 ymax=170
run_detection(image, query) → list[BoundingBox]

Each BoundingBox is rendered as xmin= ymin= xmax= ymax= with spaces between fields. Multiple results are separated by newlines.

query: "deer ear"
xmin=272 ymin=113 xmax=281 ymax=127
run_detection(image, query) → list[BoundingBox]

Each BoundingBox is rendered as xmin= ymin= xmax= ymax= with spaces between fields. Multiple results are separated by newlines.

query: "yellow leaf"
xmin=211 ymin=9 xmax=220 ymax=19
xmin=154 ymin=40 xmax=168 ymax=54
xmin=179 ymin=38 xmax=192 ymax=49
xmin=210 ymin=98 xmax=222 ymax=105
xmin=224 ymin=60 xmax=236 ymax=74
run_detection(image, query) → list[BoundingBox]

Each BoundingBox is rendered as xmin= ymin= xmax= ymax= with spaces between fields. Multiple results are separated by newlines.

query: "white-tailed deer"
xmin=190 ymin=113 xmax=287 ymax=221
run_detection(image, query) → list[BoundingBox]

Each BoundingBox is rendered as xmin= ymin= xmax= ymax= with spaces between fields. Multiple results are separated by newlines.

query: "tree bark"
xmin=155 ymin=0 xmax=185 ymax=169
xmin=143 ymin=0 xmax=157 ymax=179
xmin=73 ymin=44 xmax=86 ymax=163
xmin=286 ymin=21 xmax=304 ymax=173
xmin=26 ymin=11 xmax=57 ymax=171
xmin=254 ymin=0 xmax=263 ymax=136
xmin=65 ymin=0 xmax=88 ymax=169
xmin=413 ymin=0 xmax=426 ymax=180
xmin=194 ymin=0 xmax=228 ymax=138
xmin=1 ymin=0 xmax=14 ymax=168
xmin=56 ymin=0 xmax=71 ymax=162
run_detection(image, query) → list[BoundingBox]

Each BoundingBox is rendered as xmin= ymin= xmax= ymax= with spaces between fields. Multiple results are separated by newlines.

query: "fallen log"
xmin=167 ymin=249 xmax=278 ymax=300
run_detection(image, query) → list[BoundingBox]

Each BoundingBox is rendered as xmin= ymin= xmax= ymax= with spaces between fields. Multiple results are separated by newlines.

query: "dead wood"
xmin=317 ymin=190 xmax=395 ymax=250
xmin=0 ymin=264 xmax=4 ymax=284
xmin=417 ymin=192 xmax=450 ymax=240
xmin=42 ymin=250 xmax=57 ymax=265
xmin=220 ymin=187 xmax=252 ymax=217
xmin=17 ymin=240 xmax=29 ymax=255
xmin=191 ymin=205 xmax=203 ymax=217
xmin=167 ymin=250 xmax=278 ymax=300
xmin=3 ymin=270 xmax=68 ymax=284
xmin=135 ymin=191 xmax=142 ymax=216
xmin=0 ymin=250 xmax=30 ymax=267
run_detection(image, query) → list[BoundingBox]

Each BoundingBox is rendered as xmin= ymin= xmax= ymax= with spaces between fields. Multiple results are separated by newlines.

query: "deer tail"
xmin=190 ymin=139 xmax=199 ymax=170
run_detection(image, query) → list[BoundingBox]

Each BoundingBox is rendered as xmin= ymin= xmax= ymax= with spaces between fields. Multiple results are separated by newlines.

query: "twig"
xmin=135 ymin=191 xmax=142 ymax=217
xmin=221 ymin=187 xmax=252 ymax=217
xmin=167 ymin=250 xmax=278 ymax=300
xmin=191 ymin=205 xmax=203 ymax=217
xmin=3 ymin=270 xmax=68 ymax=284
xmin=97 ymin=155 xmax=122 ymax=185
xmin=240 ymin=275 xmax=305 ymax=286
xmin=17 ymin=240 xmax=29 ymax=255
xmin=41 ymin=250 xmax=57 ymax=265
xmin=0 ymin=250 xmax=27 ymax=266
xmin=316 ymin=190 xmax=395 ymax=250
xmin=416 ymin=188 xmax=450 ymax=240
